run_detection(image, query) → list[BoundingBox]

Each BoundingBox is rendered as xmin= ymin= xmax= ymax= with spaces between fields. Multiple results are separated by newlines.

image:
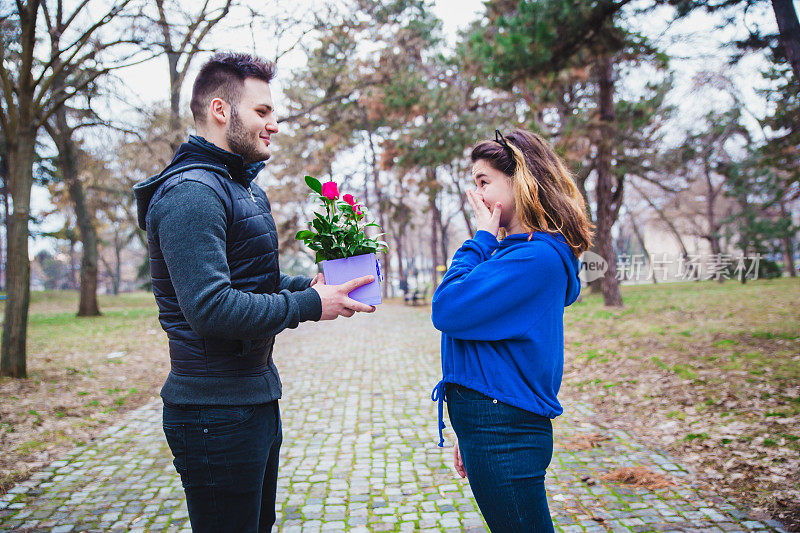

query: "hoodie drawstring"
xmin=431 ymin=380 xmax=447 ymax=447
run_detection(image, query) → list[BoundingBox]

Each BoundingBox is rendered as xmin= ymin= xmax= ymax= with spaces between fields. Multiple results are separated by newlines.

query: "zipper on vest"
xmin=247 ymin=186 xmax=256 ymax=203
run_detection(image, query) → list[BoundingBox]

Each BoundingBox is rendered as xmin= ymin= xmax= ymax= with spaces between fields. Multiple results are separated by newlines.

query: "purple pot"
xmin=320 ymin=253 xmax=383 ymax=306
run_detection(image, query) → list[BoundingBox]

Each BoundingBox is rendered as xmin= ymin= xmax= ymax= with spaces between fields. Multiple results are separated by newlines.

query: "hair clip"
xmin=495 ymin=129 xmax=513 ymax=155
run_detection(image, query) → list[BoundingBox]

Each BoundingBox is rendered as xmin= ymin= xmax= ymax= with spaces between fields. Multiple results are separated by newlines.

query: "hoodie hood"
xmin=501 ymin=231 xmax=581 ymax=306
xmin=132 ymin=135 xmax=265 ymax=231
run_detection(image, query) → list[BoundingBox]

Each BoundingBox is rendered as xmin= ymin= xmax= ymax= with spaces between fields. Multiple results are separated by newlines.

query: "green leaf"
xmin=295 ymin=230 xmax=316 ymax=240
xmin=305 ymin=175 xmax=322 ymax=194
xmin=312 ymin=218 xmax=327 ymax=233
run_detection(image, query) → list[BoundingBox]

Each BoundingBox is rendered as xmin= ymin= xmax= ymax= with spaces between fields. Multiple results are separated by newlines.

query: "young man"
xmin=133 ymin=52 xmax=374 ymax=532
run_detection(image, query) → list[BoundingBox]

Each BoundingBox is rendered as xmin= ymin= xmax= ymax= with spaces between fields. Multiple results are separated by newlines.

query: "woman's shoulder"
xmin=497 ymin=235 xmax=562 ymax=261
xmin=492 ymin=241 xmax=564 ymax=280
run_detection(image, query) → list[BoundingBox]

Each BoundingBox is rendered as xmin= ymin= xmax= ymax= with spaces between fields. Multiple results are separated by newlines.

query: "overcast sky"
xmin=28 ymin=0 xmax=781 ymax=258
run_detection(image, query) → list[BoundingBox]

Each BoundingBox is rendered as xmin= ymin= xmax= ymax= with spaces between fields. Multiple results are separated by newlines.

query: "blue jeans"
xmin=446 ymin=383 xmax=555 ymax=532
xmin=162 ymin=401 xmax=282 ymax=533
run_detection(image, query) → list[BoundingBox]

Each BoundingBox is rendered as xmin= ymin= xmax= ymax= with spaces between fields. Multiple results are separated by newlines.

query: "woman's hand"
xmin=466 ymin=189 xmax=501 ymax=237
xmin=310 ymin=273 xmax=324 ymax=287
xmin=453 ymin=440 xmax=467 ymax=479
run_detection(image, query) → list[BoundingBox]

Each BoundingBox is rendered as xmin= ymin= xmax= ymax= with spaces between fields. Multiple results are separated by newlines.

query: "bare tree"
xmin=0 ymin=0 xmax=148 ymax=378
xmin=672 ymin=109 xmax=749 ymax=266
xmin=147 ymin=0 xmax=233 ymax=150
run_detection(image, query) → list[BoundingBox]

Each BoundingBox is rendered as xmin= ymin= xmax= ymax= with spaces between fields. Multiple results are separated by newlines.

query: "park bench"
xmin=404 ymin=286 xmax=429 ymax=306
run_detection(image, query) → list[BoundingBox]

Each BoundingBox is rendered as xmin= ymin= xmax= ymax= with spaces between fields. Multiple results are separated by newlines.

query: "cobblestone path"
xmin=0 ymin=304 xmax=785 ymax=532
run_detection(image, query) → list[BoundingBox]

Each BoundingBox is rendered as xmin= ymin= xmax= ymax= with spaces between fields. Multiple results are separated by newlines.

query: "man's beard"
xmin=226 ymin=107 xmax=270 ymax=164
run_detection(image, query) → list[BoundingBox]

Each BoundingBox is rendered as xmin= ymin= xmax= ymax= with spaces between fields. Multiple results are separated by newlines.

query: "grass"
xmin=0 ymin=290 xmax=166 ymax=495
xmin=562 ymin=277 xmax=800 ymax=526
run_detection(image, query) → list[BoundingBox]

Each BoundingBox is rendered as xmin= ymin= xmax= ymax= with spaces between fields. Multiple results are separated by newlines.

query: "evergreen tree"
xmin=466 ymin=0 xmax=668 ymax=306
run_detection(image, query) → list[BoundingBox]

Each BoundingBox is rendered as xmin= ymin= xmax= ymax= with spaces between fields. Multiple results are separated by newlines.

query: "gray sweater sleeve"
xmin=278 ymin=272 xmax=314 ymax=292
xmin=148 ymin=180 xmax=322 ymax=340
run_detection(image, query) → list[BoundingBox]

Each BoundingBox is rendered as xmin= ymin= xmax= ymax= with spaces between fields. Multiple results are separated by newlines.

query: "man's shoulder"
xmin=165 ymin=165 xmax=229 ymax=190
xmin=147 ymin=170 xmax=230 ymax=231
xmin=154 ymin=165 xmax=236 ymax=206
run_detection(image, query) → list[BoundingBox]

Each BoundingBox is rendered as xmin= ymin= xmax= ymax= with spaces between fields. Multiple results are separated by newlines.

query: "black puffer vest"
xmin=143 ymin=140 xmax=280 ymax=378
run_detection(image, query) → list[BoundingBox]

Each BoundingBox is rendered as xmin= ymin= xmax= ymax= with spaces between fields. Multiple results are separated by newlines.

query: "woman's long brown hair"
xmin=471 ymin=128 xmax=594 ymax=257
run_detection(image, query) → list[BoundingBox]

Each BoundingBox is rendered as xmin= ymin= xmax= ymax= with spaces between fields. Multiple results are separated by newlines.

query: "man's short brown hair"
xmin=190 ymin=52 xmax=276 ymax=125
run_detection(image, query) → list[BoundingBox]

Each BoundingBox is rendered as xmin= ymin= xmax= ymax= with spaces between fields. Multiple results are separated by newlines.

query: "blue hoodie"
xmin=430 ymin=230 xmax=581 ymax=446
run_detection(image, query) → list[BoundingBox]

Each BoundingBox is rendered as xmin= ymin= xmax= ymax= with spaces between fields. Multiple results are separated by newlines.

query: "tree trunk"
xmin=595 ymin=57 xmax=623 ymax=306
xmin=364 ymin=120 xmax=389 ymax=298
xmin=51 ymin=102 xmax=102 ymax=315
xmin=168 ymin=52 xmax=182 ymax=152
xmin=440 ymin=225 xmax=449 ymax=269
xmin=629 ymin=211 xmax=656 ymax=284
xmin=428 ymin=170 xmax=440 ymax=289
xmin=772 ymin=0 xmax=800 ymax=86
xmin=577 ymin=168 xmax=603 ymax=293
xmin=449 ymin=171 xmax=475 ymax=235
xmin=779 ymin=199 xmax=797 ymax=276
xmin=588 ymin=240 xmax=603 ymax=294
xmin=71 ymin=177 xmax=102 ymax=312
xmin=100 ymin=250 xmax=120 ymax=295
xmin=1 ymin=133 xmax=35 ymax=378
xmin=437 ymin=207 xmax=448 ymax=268
xmin=395 ymin=229 xmax=406 ymax=293
xmin=459 ymin=197 xmax=474 ymax=236
xmin=0 ymin=154 xmax=7 ymax=291
xmin=703 ymin=174 xmax=724 ymax=283
xmin=114 ymin=231 xmax=122 ymax=294
xmin=68 ymin=239 xmax=78 ymax=289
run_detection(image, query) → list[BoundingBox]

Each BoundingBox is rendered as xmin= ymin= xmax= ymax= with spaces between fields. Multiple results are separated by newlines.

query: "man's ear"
xmin=208 ymin=97 xmax=229 ymax=126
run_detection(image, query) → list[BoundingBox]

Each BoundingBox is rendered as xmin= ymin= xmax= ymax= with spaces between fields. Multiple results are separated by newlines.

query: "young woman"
xmin=430 ymin=128 xmax=593 ymax=531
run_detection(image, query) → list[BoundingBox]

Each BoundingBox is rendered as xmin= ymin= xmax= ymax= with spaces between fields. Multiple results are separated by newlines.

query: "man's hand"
xmin=312 ymin=275 xmax=377 ymax=320
xmin=466 ymin=189 xmax=501 ymax=237
xmin=453 ymin=440 xmax=467 ymax=478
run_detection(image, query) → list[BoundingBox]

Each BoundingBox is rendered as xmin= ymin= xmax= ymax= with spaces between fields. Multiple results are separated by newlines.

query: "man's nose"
xmin=265 ymin=119 xmax=278 ymax=134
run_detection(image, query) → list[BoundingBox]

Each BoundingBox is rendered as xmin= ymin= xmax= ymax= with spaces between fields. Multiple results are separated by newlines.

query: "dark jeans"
xmin=447 ymin=383 xmax=555 ymax=533
xmin=162 ymin=401 xmax=282 ymax=533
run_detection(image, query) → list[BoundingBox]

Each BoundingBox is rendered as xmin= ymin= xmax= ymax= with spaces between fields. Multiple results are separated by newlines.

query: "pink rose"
xmin=321 ymin=181 xmax=339 ymax=200
xmin=353 ymin=204 xmax=364 ymax=218
xmin=343 ymin=194 xmax=356 ymax=206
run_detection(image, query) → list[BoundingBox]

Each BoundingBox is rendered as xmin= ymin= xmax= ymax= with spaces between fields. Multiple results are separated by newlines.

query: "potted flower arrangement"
xmin=295 ymin=176 xmax=388 ymax=305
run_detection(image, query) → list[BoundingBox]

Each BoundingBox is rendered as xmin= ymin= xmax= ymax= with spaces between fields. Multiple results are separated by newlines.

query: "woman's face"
xmin=472 ymin=159 xmax=517 ymax=229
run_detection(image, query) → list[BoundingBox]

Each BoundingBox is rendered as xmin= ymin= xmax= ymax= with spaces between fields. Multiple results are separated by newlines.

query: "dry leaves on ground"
xmin=600 ymin=466 xmax=677 ymax=490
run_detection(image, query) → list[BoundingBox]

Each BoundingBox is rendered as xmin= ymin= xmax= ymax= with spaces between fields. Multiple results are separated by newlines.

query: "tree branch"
xmin=36 ymin=45 xmax=155 ymax=122
xmin=278 ymin=83 xmax=375 ymax=124
xmin=0 ymin=37 xmax=17 ymax=122
xmin=154 ymin=0 xmax=174 ymax=51
xmin=18 ymin=0 xmax=40 ymax=98
xmin=33 ymin=0 xmax=133 ymax=96
xmin=176 ymin=0 xmax=233 ymax=80
xmin=176 ymin=0 xmax=213 ymax=55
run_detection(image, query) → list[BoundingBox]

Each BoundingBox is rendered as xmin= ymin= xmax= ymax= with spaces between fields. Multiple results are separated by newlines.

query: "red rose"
xmin=321 ymin=181 xmax=339 ymax=200
xmin=353 ymin=204 xmax=364 ymax=218
xmin=343 ymin=194 xmax=356 ymax=206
